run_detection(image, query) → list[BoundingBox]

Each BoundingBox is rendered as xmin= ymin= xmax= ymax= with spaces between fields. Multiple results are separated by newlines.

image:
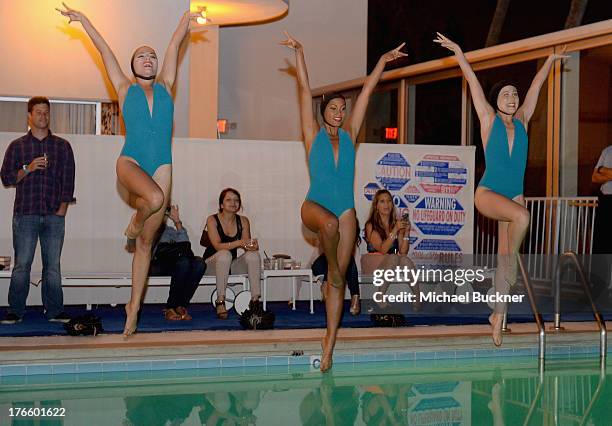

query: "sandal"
xmin=215 ymin=300 xmax=228 ymax=320
xmin=176 ymin=306 xmax=192 ymax=321
xmin=349 ymin=295 xmax=361 ymax=316
xmin=163 ymin=308 xmax=182 ymax=321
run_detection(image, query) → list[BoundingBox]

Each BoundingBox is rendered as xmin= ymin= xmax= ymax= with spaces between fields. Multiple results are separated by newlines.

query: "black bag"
xmin=239 ymin=302 xmax=275 ymax=330
xmin=153 ymin=241 xmax=194 ymax=264
xmin=64 ymin=314 xmax=104 ymax=336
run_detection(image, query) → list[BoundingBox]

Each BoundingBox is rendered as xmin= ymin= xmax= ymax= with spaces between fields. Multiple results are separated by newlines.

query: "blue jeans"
xmin=9 ymin=215 xmax=66 ymax=319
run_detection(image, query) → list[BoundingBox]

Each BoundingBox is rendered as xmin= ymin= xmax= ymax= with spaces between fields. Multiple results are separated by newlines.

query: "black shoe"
xmin=49 ymin=312 xmax=71 ymax=323
xmin=1 ymin=313 xmax=22 ymax=324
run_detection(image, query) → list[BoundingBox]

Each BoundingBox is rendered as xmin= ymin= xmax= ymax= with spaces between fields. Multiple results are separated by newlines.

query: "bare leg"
xmin=117 ymin=157 xmax=166 ymax=240
xmin=118 ymin=164 xmax=171 ymax=336
xmin=320 ymin=209 xmax=356 ymax=372
xmin=475 ymin=188 xmax=529 ymax=346
xmin=301 ymin=201 xmax=343 ymax=288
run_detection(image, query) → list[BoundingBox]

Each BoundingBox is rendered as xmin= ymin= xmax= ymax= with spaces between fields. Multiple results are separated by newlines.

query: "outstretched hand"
xmin=381 ymin=42 xmax=408 ymax=63
xmin=550 ymin=46 xmax=570 ymax=62
xmin=280 ymin=31 xmax=302 ymax=51
xmin=433 ymin=32 xmax=462 ymax=54
xmin=56 ymin=2 xmax=85 ymax=23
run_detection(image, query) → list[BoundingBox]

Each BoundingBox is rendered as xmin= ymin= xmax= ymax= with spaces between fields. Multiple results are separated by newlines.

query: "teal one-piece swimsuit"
xmin=120 ymin=83 xmax=174 ymax=177
xmin=478 ymin=115 xmax=528 ymax=199
xmin=305 ymin=128 xmax=355 ymax=217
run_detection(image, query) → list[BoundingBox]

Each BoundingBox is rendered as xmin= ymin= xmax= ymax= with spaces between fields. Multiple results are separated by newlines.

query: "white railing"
xmin=475 ymin=197 xmax=598 ymax=280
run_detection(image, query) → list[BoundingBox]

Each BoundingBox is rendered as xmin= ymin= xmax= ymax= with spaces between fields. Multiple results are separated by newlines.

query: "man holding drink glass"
xmin=0 ymin=97 xmax=76 ymax=324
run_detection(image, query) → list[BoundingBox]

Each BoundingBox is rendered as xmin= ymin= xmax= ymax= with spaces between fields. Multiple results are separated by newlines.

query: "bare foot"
xmin=489 ymin=313 xmax=503 ymax=346
xmin=320 ymin=334 xmax=334 ymax=372
xmin=124 ymin=213 xmax=144 ymax=240
xmin=123 ymin=304 xmax=139 ymax=337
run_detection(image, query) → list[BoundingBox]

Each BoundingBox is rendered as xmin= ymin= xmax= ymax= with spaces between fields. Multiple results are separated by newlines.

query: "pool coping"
xmin=0 ymin=321 xmax=608 ymax=377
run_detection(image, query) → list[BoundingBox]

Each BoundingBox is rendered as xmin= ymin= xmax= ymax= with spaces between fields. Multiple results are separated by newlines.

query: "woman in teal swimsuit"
xmin=435 ymin=33 xmax=567 ymax=345
xmin=57 ymin=3 xmax=201 ymax=336
xmin=282 ymin=31 xmax=407 ymax=371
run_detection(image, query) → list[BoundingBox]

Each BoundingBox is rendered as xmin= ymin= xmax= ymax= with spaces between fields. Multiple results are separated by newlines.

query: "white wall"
xmin=0 ymin=0 xmax=191 ymax=136
xmin=218 ymin=0 xmax=368 ymax=141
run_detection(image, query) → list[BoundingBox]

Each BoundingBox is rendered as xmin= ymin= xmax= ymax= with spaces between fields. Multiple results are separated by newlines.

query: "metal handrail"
xmin=517 ymin=254 xmax=546 ymax=360
xmin=552 ymin=251 xmax=607 ymax=359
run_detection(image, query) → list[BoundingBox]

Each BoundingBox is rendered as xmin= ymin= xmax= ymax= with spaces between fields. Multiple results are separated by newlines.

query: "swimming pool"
xmin=1 ymin=354 xmax=608 ymax=425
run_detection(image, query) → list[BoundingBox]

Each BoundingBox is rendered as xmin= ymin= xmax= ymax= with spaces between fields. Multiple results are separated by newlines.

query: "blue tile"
xmin=78 ymin=363 xmax=102 ymax=374
xmin=415 ymin=351 xmax=436 ymax=361
xmin=267 ymin=356 xmax=289 ymax=366
xmin=245 ymin=357 xmax=267 ymax=367
xmin=52 ymin=364 xmax=77 ymax=375
xmin=151 ymin=360 xmax=176 ymax=371
xmin=102 ymin=371 xmax=128 ymax=381
xmin=1 ymin=365 xmax=26 ymax=376
xmin=102 ymin=362 xmax=127 ymax=372
xmin=395 ymin=351 xmax=415 ymax=361
xmin=26 ymin=375 xmax=53 ymax=385
xmin=125 ymin=361 xmax=152 ymax=372
xmin=454 ymin=349 xmax=474 ymax=359
xmin=548 ymin=345 xmax=570 ymax=355
xmin=473 ymin=349 xmax=496 ymax=358
xmin=76 ymin=372 xmax=103 ymax=381
xmin=198 ymin=368 xmax=222 ymax=377
xmin=496 ymin=348 xmax=514 ymax=357
xmin=355 ymin=353 xmax=377 ymax=363
xmin=243 ymin=366 xmax=267 ymax=375
xmin=175 ymin=359 xmax=199 ymax=370
xmin=27 ymin=364 xmax=53 ymax=375
xmin=513 ymin=347 xmax=532 ymax=357
xmin=198 ymin=358 xmax=221 ymax=369
xmin=334 ymin=354 xmax=355 ymax=364
xmin=221 ymin=358 xmax=244 ymax=369
xmin=375 ymin=352 xmax=395 ymax=362
xmin=289 ymin=356 xmax=311 ymax=365
xmin=435 ymin=350 xmax=456 ymax=360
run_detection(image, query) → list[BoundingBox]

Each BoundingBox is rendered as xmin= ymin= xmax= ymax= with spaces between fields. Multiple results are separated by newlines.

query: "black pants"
xmin=150 ymin=256 xmax=207 ymax=309
xmin=311 ymin=254 xmax=360 ymax=296
xmin=593 ymin=193 xmax=612 ymax=254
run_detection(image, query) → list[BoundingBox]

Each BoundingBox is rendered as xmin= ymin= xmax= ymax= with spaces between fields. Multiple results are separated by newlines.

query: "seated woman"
xmin=310 ymin=224 xmax=362 ymax=315
xmin=362 ymin=189 xmax=420 ymax=311
xmin=201 ymin=188 xmax=261 ymax=319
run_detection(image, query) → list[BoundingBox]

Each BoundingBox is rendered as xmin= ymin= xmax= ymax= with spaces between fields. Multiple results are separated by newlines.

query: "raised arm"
xmin=56 ymin=3 xmax=130 ymax=95
xmin=157 ymin=11 xmax=202 ymax=91
xmin=346 ymin=43 xmax=407 ymax=140
xmin=434 ymin=33 xmax=494 ymax=126
xmin=280 ymin=31 xmax=317 ymax=148
xmin=516 ymin=52 xmax=569 ymax=125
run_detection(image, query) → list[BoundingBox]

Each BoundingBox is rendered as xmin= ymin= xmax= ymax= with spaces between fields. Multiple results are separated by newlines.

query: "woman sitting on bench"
xmin=201 ymin=188 xmax=261 ymax=319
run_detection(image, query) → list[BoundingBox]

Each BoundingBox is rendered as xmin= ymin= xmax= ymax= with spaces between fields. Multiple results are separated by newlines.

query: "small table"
xmin=262 ymin=268 xmax=314 ymax=314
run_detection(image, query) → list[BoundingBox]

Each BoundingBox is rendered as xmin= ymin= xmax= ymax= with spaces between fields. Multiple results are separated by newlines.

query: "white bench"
xmin=0 ymin=270 xmax=249 ymax=309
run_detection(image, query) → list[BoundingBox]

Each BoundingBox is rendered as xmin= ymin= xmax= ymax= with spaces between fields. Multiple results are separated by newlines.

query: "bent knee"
xmin=514 ymin=208 xmax=530 ymax=229
xmin=147 ymin=190 xmax=165 ymax=214
xmin=215 ymin=250 xmax=233 ymax=264
xmin=320 ymin=218 xmax=339 ymax=236
xmin=244 ymin=251 xmax=260 ymax=262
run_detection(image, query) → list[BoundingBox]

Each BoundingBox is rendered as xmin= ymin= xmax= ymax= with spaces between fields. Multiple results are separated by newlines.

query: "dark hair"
xmin=319 ymin=92 xmax=346 ymax=116
xmin=218 ymin=187 xmax=242 ymax=212
xmin=488 ymin=80 xmax=516 ymax=108
xmin=27 ymin=97 xmax=50 ymax=113
xmin=365 ymin=189 xmax=397 ymax=241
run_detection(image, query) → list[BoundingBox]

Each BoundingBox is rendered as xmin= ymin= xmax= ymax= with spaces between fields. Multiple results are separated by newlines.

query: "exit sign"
xmin=385 ymin=127 xmax=398 ymax=140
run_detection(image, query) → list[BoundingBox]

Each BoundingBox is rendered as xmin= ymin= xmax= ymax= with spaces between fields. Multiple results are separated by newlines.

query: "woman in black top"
xmin=201 ymin=188 xmax=261 ymax=319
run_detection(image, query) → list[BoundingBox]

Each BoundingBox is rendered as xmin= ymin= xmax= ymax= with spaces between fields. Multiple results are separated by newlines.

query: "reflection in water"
xmin=1 ymin=359 xmax=609 ymax=426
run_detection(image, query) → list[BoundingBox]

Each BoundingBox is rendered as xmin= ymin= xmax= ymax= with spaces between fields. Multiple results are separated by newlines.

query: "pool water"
xmin=1 ymin=355 xmax=609 ymax=425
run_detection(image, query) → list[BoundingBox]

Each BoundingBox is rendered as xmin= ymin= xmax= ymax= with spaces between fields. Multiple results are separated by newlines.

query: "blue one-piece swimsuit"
xmin=305 ymin=128 xmax=355 ymax=217
xmin=478 ymin=115 xmax=528 ymax=199
xmin=120 ymin=83 xmax=174 ymax=177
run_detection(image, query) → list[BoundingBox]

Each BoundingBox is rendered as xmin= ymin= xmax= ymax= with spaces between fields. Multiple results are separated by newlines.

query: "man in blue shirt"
xmin=0 ymin=97 xmax=76 ymax=324
xmin=150 ymin=204 xmax=206 ymax=321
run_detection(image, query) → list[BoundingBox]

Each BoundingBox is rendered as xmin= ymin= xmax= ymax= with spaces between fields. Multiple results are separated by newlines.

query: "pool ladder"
xmin=503 ymin=252 xmax=607 ymax=361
